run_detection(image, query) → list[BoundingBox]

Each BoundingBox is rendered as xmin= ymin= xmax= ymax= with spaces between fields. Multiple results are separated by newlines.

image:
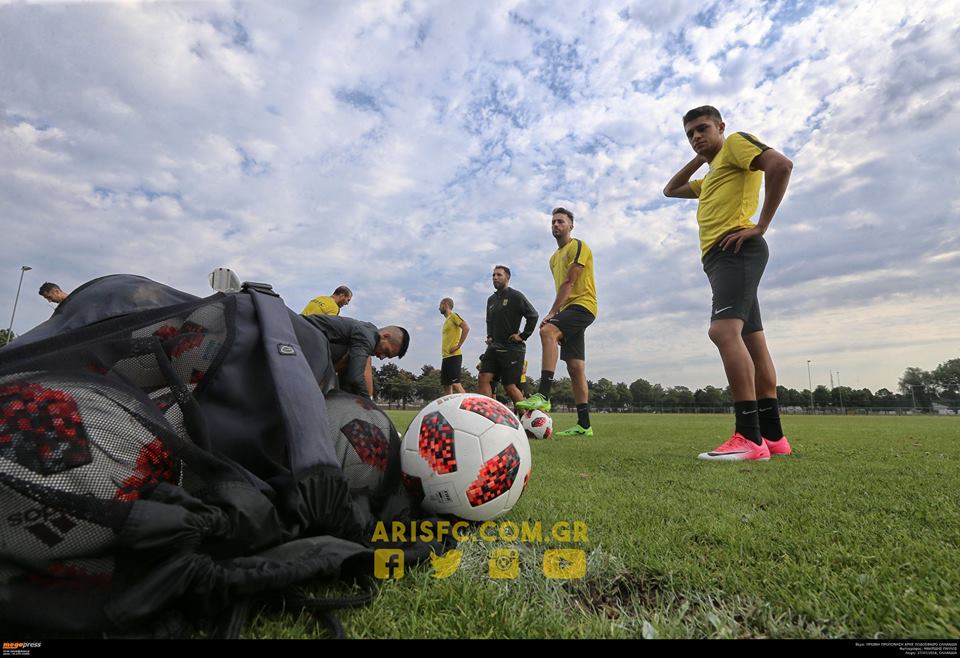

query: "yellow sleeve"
xmin=451 ymin=313 xmax=463 ymax=327
xmin=727 ymin=133 xmax=769 ymax=170
xmin=689 ymin=178 xmax=703 ymax=196
xmin=574 ymin=240 xmax=591 ymax=268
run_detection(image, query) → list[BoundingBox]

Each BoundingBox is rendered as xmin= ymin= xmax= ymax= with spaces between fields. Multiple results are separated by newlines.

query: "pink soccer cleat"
xmin=698 ymin=433 xmax=771 ymax=461
xmin=763 ymin=436 xmax=793 ymax=456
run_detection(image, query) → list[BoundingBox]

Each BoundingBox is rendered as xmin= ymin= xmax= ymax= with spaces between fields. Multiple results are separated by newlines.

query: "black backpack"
xmin=0 ymin=275 xmax=447 ymax=637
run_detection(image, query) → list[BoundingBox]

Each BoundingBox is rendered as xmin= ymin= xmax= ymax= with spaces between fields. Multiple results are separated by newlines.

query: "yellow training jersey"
xmin=302 ymin=295 xmax=340 ymax=316
xmin=441 ymin=312 xmax=465 ymax=358
xmin=689 ymin=132 xmax=770 ymax=258
xmin=550 ymin=238 xmax=597 ymax=317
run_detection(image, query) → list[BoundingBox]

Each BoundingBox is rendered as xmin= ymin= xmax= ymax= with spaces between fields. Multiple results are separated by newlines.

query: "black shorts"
xmin=702 ymin=235 xmax=768 ymax=335
xmin=440 ymin=355 xmax=462 ymax=385
xmin=479 ymin=346 xmax=524 ymax=387
xmin=547 ymin=304 xmax=595 ymax=362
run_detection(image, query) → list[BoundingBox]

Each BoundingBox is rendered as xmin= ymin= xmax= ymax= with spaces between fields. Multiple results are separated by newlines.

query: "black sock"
xmin=577 ymin=403 xmax=591 ymax=429
xmin=538 ymin=371 xmax=554 ymax=398
xmin=758 ymin=398 xmax=784 ymax=440
xmin=734 ymin=400 xmax=761 ymax=444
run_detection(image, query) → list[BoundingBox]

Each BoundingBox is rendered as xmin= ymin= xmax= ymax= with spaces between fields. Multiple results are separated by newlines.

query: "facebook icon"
xmin=374 ymin=549 xmax=405 ymax=579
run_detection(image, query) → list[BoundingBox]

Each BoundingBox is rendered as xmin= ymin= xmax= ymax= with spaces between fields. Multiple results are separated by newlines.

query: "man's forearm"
xmin=664 ymin=156 xmax=704 ymax=196
xmin=756 ymin=165 xmax=792 ymax=230
xmin=521 ymin=313 xmax=538 ymax=340
xmin=548 ymin=282 xmax=574 ymax=316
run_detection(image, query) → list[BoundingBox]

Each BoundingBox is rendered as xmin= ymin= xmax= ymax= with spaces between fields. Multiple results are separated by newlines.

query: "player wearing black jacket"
xmin=478 ymin=266 xmax=538 ymax=406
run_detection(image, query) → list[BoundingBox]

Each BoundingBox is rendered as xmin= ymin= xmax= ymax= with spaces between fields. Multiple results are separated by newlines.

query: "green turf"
xmin=249 ymin=413 xmax=960 ymax=639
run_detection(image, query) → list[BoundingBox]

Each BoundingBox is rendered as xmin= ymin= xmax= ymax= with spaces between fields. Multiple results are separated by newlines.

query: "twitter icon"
xmin=430 ymin=550 xmax=463 ymax=579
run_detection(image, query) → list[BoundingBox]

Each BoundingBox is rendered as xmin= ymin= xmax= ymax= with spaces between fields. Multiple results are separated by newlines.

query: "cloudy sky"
xmin=2 ymin=0 xmax=958 ymax=393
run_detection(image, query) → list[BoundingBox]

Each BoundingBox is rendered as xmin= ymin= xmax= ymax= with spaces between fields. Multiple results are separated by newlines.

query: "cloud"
xmin=1 ymin=0 xmax=957 ymax=393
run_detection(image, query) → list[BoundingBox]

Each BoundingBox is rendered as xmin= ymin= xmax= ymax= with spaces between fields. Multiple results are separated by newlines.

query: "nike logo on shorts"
xmin=712 ymin=306 xmax=733 ymax=315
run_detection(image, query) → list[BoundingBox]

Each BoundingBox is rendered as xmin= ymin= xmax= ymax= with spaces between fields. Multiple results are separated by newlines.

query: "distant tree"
xmin=591 ymin=378 xmax=616 ymax=409
xmin=629 ymin=378 xmax=654 ymax=407
xmin=375 ymin=363 xmax=418 ymax=408
xmin=614 ymin=382 xmax=632 ymax=409
xmin=932 ymin=359 xmax=960 ymax=400
xmin=813 ymin=385 xmax=831 ymax=406
xmin=898 ymin=367 xmax=934 ymax=407
xmin=695 ymin=385 xmax=726 ymax=407
xmin=551 ymin=378 xmax=574 ymax=410
xmin=458 ymin=368 xmax=478 ymax=392
xmin=830 ymin=386 xmax=854 ymax=407
xmin=416 ymin=366 xmax=442 ymax=402
xmin=0 ymin=329 xmax=14 ymax=348
xmin=776 ymin=385 xmax=804 ymax=406
xmin=842 ymin=388 xmax=872 ymax=407
xmin=662 ymin=386 xmax=694 ymax=407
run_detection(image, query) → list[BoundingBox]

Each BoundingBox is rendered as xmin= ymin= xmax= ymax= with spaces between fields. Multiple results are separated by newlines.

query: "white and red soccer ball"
xmin=400 ymin=394 xmax=531 ymax=522
xmin=521 ymin=409 xmax=553 ymax=440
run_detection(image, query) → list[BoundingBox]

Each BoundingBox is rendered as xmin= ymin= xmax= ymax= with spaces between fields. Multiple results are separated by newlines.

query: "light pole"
xmin=836 ymin=371 xmax=844 ymax=415
xmin=807 ymin=360 xmax=814 ymax=412
xmin=7 ymin=265 xmax=32 ymax=335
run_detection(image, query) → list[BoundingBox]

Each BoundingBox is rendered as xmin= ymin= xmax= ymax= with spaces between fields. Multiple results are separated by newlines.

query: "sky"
xmin=1 ymin=0 xmax=958 ymax=393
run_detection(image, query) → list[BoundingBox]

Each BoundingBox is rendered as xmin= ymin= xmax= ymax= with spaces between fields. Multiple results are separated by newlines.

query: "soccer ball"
xmin=521 ymin=409 xmax=553 ymax=440
xmin=324 ymin=390 xmax=401 ymax=498
xmin=401 ymin=393 xmax=532 ymax=522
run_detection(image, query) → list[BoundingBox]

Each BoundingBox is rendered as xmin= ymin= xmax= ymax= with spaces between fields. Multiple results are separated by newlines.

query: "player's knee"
xmin=540 ymin=323 xmax=559 ymax=341
xmin=708 ymin=323 xmax=734 ymax=345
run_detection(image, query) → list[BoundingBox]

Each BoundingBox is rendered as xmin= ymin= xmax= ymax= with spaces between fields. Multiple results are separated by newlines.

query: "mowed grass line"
xmin=250 ymin=414 xmax=960 ymax=639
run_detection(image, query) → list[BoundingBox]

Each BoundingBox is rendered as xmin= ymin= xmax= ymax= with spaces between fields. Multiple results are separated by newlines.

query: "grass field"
xmin=251 ymin=413 xmax=960 ymax=639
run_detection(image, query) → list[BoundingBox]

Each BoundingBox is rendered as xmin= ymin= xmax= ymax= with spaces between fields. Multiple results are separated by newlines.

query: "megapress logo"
xmin=3 ymin=642 xmax=42 ymax=656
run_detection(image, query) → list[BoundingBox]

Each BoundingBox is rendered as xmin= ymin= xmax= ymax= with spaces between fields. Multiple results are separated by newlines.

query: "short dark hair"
xmin=493 ymin=265 xmax=511 ymax=278
xmin=380 ymin=324 xmax=410 ymax=359
xmin=552 ymin=207 xmax=574 ymax=223
xmin=441 ymin=297 xmax=454 ymax=309
xmin=39 ymin=282 xmax=60 ymax=295
xmin=683 ymin=105 xmax=722 ymax=126
xmin=332 ymin=285 xmax=352 ymax=297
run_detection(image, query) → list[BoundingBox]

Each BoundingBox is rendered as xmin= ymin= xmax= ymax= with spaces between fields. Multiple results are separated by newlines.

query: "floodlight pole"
xmin=836 ymin=371 xmax=844 ymax=415
xmin=807 ymin=360 xmax=814 ymax=412
xmin=7 ymin=265 xmax=32 ymax=334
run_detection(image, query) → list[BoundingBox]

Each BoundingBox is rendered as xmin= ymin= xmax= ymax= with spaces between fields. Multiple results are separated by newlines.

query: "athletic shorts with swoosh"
xmin=702 ymin=235 xmax=768 ymax=335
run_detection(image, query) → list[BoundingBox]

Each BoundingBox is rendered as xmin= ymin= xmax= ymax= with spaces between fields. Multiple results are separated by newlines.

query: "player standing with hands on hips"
xmin=517 ymin=207 xmax=598 ymax=437
xmin=664 ymin=106 xmax=794 ymax=461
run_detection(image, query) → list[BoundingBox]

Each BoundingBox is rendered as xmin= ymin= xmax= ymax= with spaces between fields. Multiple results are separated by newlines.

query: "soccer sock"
xmin=758 ymin=398 xmax=784 ymax=440
xmin=538 ymin=370 xmax=554 ymax=398
xmin=577 ymin=403 xmax=591 ymax=429
xmin=734 ymin=400 xmax=762 ymax=444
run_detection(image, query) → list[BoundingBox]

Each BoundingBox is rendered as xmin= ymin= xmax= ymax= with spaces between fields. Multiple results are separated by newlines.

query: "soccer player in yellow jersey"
xmin=664 ymin=106 xmax=794 ymax=461
xmin=302 ymin=286 xmax=352 ymax=316
xmin=517 ymin=207 xmax=597 ymax=437
xmin=438 ymin=297 xmax=470 ymax=395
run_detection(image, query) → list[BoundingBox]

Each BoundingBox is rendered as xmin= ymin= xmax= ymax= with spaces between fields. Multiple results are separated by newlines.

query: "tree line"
xmin=2 ymin=329 xmax=955 ymax=411
xmin=373 ymin=358 xmax=960 ymax=411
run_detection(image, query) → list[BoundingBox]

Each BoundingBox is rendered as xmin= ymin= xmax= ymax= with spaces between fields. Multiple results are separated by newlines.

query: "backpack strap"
xmin=244 ymin=282 xmax=338 ymax=474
